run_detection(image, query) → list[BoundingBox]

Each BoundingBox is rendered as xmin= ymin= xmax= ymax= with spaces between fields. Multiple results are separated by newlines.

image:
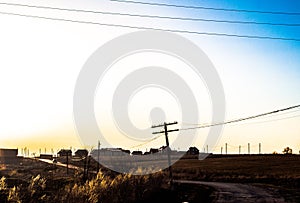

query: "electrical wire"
xmin=1 ymin=11 xmax=300 ymax=42
xmin=111 ymin=0 xmax=300 ymax=16
xmin=1 ymin=2 xmax=300 ymax=27
xmin=235 ymin=114 xmax=300 ymax=126
xmin=182 ymin=109 xmax=300 ymax=126
xmin=180 ymin=104 xmax=300 ymax=131
xmin=130 ymin=106 xmax=300 ymax=149
xmin=129 ymin=134 xmax=164 ymax=148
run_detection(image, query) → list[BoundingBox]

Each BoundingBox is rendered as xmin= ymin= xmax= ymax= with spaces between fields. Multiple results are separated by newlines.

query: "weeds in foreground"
xmin=0 ymin=170 xmax=167 ymax=203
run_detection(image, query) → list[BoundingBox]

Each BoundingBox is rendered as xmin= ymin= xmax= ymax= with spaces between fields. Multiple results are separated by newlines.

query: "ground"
xmin=0 ymin=154 xmax=299 ymax=202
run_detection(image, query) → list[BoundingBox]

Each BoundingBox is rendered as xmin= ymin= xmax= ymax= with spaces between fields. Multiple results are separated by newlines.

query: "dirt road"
xmin=174 ymin=180 xmax=286 ymax=203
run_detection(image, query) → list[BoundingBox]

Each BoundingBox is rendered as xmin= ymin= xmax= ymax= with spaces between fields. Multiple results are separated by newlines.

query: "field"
xmin=174 ymin=154 xmax=300 ymax=184
xmin=173 ymin=154 xmax=300 ymax=202
xmin=0 ymin=154 xmax=299 ymax=202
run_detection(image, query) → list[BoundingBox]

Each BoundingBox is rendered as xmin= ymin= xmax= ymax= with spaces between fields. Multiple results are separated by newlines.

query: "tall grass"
xmin=0 ymin=170 xmax=167 ymax=203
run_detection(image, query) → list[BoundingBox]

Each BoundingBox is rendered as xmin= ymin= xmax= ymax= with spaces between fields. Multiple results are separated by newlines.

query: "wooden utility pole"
xmin=248 ymin=143 xmax=250 ymax=155
xmin=225 ymin=143 xmax=228 ymax=154
xmin=97 ymin=141 xmax=100 ymax=172
xmin=239 ymin=145 xmax=241 ymax=155
xmin=152 ymin=121 xmax=179 ymax=186
xmin=66 ymin=152 xmax=69 ymax=175
xmin=259 ymin=143 xmax=261 ymax=154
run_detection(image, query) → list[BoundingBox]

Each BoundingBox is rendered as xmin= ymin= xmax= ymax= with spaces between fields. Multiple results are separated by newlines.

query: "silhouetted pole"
xmin=97 ymin=141 xmax=100 ymax=172
xmin=225 ymin=143 xmax=228 ymax=154
xmin=152 ymin=121 xmax=179 ymax=186
xmin=87 ymin=156 xmax=90 ymax=180
xmin=248 ymin=143 xmax=250 ymax=155
xmin=83 ymin=156 xmax=87 ymax=181
xmin=66 ymin=152 xmax=69 ymax=174
xmin=259 ymin=143 xmax=261 ymax=154
xmin=239 ymin=145 xmax=241 ymax=155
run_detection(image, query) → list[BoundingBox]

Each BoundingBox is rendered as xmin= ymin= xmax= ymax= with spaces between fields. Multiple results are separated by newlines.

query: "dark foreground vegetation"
xmin=0 ymin=154 xmax=299 ymax=202
xmin=173 ymin=154 xmax=300 ymax=202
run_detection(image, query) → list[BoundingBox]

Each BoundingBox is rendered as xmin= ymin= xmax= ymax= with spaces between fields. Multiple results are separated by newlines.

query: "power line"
xmin=180 ymin=104 xmax=300 ymax=131
xmin=129 ymin=134 xmax=164 ymax=148
xmin=1 ymin=2 xmax=300 ymax=27
xmin=128 ymin=106 xmax=300 ymax=148
xmin=1 ymin=11 xmax=300 ymax=42
xmin=236 ymin=114 xmax=300 ymax=126
xmin=111 ymin=0 xmax=300 ymax=16
xmin=182 ymin=109 xmax=300 ymax=126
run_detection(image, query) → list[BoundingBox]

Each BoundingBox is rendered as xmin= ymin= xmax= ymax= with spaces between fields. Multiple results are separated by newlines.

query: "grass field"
xmin=0 ymin=154 xmax=299 ymax=202
xmin=173 ymin=155 xmax=300 ymax=184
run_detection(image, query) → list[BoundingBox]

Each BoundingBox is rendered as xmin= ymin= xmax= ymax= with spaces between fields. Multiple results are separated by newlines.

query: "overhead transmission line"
xmin=182 ymin=108 xmax=300 ymax=126
xmin=180 ymin=104 xmax=300 ymax=131
xmin=131 ymin=104 xmax=300 ymax=148
xmin=130 ymin=134 xmax=163 ymax=148
xmin=1 ymin=11 xmax=300 ymax=42
xmin=1 ymin=2 xmax=300 ymax=27
xmin=111 ymin=0 xmax=300 ymax=16
xmin=235 ymin=114 xmax=300 ymax=126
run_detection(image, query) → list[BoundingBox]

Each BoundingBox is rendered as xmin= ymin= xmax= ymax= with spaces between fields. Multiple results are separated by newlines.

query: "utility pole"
xmin=66 ymin=151 xmax=69 ymax=175
xmin=206 ymin=145 xmax=209 ymax=153
xmin=152 ymin=121 xmax=179 ymax=186
xmin=97 ymin=140 xmax=100 ymax=172
xmin=259 ymin=143 xmax=261 ymax=154
xmin=239 ymin=145 xmax=241 ymax=155
xmin=225 ymin=143 xmax=228 ymax=155
xmin=248 ymin=143 xmax=250 ymax=155
xmin=221 ymin=147 xmax=223 ymax=155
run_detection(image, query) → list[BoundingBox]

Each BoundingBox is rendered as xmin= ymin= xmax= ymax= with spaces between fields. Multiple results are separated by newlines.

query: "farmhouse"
xmin=57 ymin=149 xmax=72 ymax=157
xmin=132 ymin=151 xmax=143 ymax=155
xmin=0 ymin=148 xmax=18 ymax=164
xmin=186 ymin=147 xmax=200 ymax=155
xmin=75 ymin=149 xmax=88 ymax=158
xmin=39 ymin=154 xmax=53 ymax=160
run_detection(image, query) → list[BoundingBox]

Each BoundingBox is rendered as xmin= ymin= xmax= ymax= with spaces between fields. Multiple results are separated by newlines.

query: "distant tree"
xmin=283 ymin=147 xmax=292 ymax=154
xmin=272 ymin=151 xmax=278 ymax=154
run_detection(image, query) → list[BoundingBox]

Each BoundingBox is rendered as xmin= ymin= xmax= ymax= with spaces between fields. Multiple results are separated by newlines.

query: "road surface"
xmin=35 ymin=158 xmax=82 ymax=170
xmin=174 ymin=180 xmax=285 ymax=203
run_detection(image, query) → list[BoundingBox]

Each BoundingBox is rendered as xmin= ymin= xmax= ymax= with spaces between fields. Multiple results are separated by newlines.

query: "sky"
xmin=0 ymin=0 xmax=299 ymax=155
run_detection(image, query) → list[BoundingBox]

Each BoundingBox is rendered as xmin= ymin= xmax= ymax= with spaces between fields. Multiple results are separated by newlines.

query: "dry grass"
xmin=173 ymin=155 xmax=300 ymax=187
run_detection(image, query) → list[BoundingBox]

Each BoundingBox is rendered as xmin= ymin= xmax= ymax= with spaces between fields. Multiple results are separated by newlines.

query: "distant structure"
xmin=90 ymin=148 xmax=128 ymax=157
xmin=74 ymin=149 xmax=88 ymax=158
xmin=180 ymin=147 xmax=200 ymax=159
xmin=0 ymin=148 xmax=18 ymax=164
xmin=39 ymin=154 xmax=53 ymax=160
xmin=57 ymin=149 xmax=72 ymax=157
xmin=186 ymin=147 xmax=200 ymax=155
xmin=132 ymin=151 xmax=143 ymax=156
xmin=121 ymin=149 xmax=130 ymax=154
xmin=149 ymin=148 xmax=159 ymax=154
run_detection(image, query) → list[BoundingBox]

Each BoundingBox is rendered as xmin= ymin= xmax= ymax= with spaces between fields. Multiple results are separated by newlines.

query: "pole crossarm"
xmin=151 ymin=121 xmax=178 ymax=128
xmin=152 ymin=129 xmax=179 ymax=134
xmin=151 ymin=121 xmax=178 ymax=186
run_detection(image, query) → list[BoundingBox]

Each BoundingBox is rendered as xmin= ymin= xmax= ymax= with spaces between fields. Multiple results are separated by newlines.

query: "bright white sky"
xmin=0 ymin=0 xmax=299 ymax=155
